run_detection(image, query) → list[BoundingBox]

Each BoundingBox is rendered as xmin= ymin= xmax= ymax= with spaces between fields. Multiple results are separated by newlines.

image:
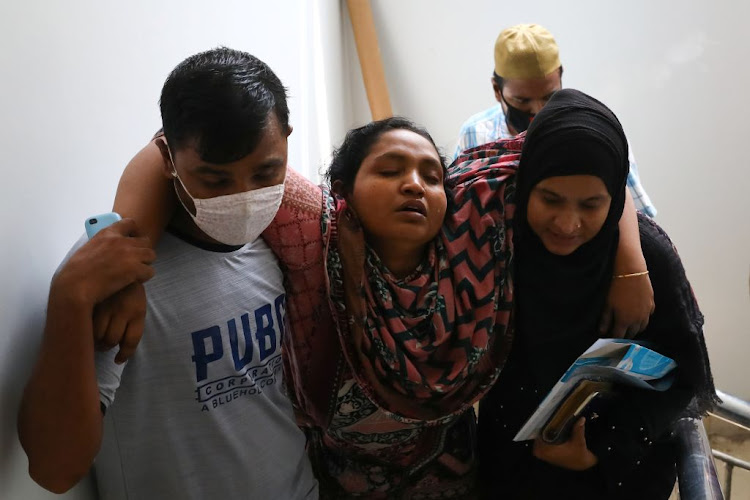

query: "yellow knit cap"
xmin=494 ymin=24 xmax=561 ymax=79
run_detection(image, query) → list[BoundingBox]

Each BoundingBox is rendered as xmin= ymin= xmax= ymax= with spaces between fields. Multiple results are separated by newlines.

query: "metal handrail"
xmin=628 ymin=391 xmax=750 ymax=499
xmin=712 ymin=390 xmax=750 ymax=430
xmin=712 ymin=450 xmax=750 ymax=471
xmin=712 ymin=450 xmax=750 ymax=500
xmin=707 ymin=390 xmax=750 ymax=500
xmin=674 ymin=417 xmax=724 ymax=500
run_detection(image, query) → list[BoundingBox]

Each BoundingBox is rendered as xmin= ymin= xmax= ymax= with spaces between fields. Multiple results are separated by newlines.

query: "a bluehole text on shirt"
xmin=191 ymin=293 xmax=287 ymax=412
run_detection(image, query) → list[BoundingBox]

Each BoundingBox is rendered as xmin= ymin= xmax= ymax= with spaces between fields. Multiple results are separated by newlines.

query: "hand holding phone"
xmin=56 ymin=215 xmax=155 ymax=363
xmin=54 ymin=216 xmax=155 ymax=308
xmin=85 ymin=212 xmax=122 ymax=239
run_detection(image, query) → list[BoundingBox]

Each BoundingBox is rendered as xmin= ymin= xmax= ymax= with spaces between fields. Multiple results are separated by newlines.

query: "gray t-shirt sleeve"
xmin=96 ymin=350 xmax=126 ymax=408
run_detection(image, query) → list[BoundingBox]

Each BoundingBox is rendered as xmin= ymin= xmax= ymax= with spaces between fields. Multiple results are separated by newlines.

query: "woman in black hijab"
xmin=478 ymin=89 xmax=717 ymax=499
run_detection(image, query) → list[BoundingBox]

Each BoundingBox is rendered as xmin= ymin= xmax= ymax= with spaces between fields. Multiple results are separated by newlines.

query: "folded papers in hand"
xmin=513 ymin=339 xmax=676 ymax=443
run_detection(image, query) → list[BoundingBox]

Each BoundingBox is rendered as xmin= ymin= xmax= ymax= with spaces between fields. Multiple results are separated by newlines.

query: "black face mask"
xmin=501 ymin=92 xmax=535 ymax=133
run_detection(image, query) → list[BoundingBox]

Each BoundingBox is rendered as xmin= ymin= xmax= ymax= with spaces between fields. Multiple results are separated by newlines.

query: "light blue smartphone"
xmin=85 ymin=212 xmax=122 ymax=239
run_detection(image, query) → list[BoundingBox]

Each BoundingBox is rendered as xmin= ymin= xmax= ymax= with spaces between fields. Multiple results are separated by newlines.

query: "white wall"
xmin=345 ymin=0 xmax=750 ymax=399
xmin=0 ymin=1 xmax=347 ymax=498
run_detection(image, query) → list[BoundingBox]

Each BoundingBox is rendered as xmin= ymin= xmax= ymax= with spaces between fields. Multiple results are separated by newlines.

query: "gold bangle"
xmin=613 ymin=270 xmax=649 ymax=279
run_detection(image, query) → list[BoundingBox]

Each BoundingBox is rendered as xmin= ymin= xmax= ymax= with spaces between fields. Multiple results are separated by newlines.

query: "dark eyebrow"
xmin=536 ymin=187 xmax=608 ymax=202
xmin=536 ymin=187 xmax=562 ymax=197
xmin=374 ymin=151 xmax=442 ymax=169
xmin=194 ymin=165 xmax=232 ymax=177
xmin=372 ymin=151 xmax=408 ymax=164
xmin=582 ymin=194 xmax=609 ymax=202
xmin=193 ymin=158 xmax=285 ymax=176
xmin=255 ymin=158 xmax=286 ymax=171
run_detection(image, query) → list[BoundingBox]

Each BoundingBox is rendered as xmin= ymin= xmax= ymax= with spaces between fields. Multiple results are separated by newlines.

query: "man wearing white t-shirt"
xmin=18 ymin=48 xmax=318 ymax=499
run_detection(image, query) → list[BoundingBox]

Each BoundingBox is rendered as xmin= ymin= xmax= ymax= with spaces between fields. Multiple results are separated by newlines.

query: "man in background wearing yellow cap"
xmin=455 ymin=24 xmax=656 ymax=217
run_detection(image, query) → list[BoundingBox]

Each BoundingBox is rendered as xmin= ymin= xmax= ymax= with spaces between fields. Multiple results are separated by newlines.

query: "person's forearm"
xmin=615 ymin=189 xmax=646 ymax=273
xmin=601 ymin=187 xmax=653 ymax=337
xmin=113 ymin=141 xmax=175 ymax=248
xmin=18 ymin=286 xmax=103 ymax=493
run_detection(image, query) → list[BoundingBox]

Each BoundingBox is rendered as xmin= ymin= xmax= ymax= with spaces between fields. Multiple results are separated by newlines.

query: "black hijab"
xmin=514 ymin=89 xmax=630 ymax=388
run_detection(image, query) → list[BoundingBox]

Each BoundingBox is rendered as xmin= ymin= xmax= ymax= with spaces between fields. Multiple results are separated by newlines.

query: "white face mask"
xmin=170 ymin=164 xmax=284 ymax=246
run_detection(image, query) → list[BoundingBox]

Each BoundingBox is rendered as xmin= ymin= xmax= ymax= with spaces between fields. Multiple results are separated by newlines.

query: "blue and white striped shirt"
xmin=455 ymin=104 xmax=657 ymax=217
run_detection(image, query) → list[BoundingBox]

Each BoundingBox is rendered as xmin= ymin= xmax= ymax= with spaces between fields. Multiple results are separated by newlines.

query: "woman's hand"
xmin=532 ymin=417 xmax=598 ymax=471
xmin=599 ymin=273 xmax=654 ymax=338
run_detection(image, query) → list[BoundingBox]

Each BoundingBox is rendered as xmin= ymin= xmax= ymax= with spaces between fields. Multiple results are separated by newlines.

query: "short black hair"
xmin=160 ymin=47 xmax=289 ymax=164
xmin=492 ymin=66 xmax=564 ymax=89
xmin=326 ymin=117 xmax=447 ymax=193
